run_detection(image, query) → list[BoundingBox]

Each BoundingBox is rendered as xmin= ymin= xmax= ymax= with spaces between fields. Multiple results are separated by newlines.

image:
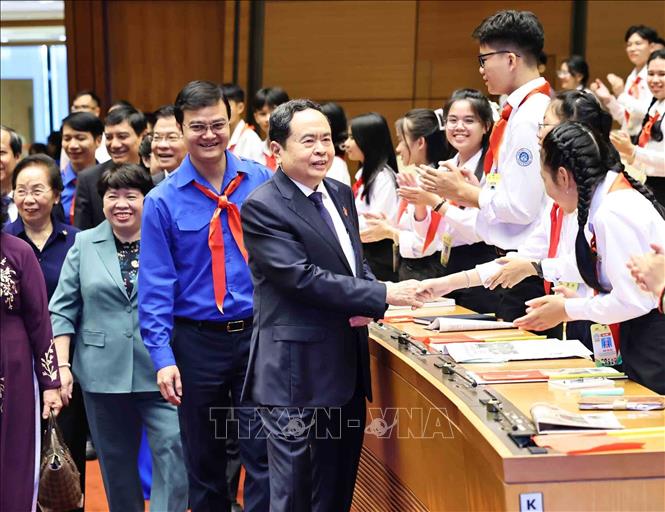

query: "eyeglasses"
xmin=556 ymin=70 xmax=571 ymax=78
xmin=14 ymin=187 xmax=52 ymax=199
xmin=186 ymin=121 xmax=227 ymax=134
xmin=445 ymin=116 xmax=479 ymax=128
xmin=477 ymin=50 xmax=520 ymax=68
xmin=537 ymin=123 xmax=557 ymax=131
xmin=152 ymin=133 xmax=183 ymax=143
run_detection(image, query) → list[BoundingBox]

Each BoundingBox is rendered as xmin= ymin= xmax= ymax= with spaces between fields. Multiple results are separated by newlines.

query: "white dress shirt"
xmin=228 ymin=120 xmax=265 ymax=164
xmin=326 ymin=156 xmax=351 ymax=186
xmin=607 ymin=66 xmax=652 ymax=136
xmin=564 ymin=171 xmax=665 ymax=324
xmin=410 ymin=150 xmax=485 ymax=250
xmin=476 ymin=77 xmax=550 ymax=250
xmin=354 ymin=166 xmax=398 ymax=231
xmin=634 ymin=99 xmax=665 ymax=178
xmin=289 ymin=177 xmax=357 ymax=276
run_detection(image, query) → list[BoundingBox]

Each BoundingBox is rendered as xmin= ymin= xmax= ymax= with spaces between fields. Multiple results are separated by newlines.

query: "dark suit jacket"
xmin=73 ymin=160 xmax=114 ymax=230
xmin=240 ymin=169 xmax=387 ymax=408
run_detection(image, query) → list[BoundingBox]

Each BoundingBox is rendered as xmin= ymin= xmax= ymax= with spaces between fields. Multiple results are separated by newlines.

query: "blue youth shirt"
xmin=138 ymin=151 xmax=273 ymax=371
xmin=60 ymin=163 xmax=78 ymax=225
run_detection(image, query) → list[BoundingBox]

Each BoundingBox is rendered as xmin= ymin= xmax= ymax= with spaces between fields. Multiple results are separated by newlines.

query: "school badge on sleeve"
xmin=516 ymin=148 xmax=533 ymax=167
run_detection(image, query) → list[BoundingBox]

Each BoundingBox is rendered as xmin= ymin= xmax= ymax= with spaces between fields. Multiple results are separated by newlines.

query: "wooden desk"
xmin=351 ymin=306 xmax=665 ymax=511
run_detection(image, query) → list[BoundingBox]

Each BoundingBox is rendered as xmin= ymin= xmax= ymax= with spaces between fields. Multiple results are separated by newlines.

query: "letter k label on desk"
xmin=520 ymin=492 xmax=543 ymax=512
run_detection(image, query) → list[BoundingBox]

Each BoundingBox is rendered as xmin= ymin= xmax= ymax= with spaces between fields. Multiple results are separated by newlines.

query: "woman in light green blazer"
xmin=49 ymin=164 xmax=188 ymax=512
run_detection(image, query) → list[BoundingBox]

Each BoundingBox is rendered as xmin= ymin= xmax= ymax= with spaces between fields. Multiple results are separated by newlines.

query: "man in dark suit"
xmin=240 ymin=99 xmax=422 ymax=512
xmin=74 ymin=106 xmax=146 ymax=229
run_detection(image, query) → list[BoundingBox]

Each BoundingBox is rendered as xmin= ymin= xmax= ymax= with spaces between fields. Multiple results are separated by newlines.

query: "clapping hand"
xmin=606 ymin=73 xmax=625 ymax=97
xmin=359 ymin=212 xmax=397 ymax=243
xmin=590 ymin=79 xmax=613 ymax=106
xmin=627 ymin=243 xmax=665 ymax=296
xmin=609 ymin=130 xmax=634 ymax=158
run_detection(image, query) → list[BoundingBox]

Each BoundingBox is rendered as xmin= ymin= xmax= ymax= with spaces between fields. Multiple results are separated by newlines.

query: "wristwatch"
xmin=531 ymin=260 xmax=544 ymax=279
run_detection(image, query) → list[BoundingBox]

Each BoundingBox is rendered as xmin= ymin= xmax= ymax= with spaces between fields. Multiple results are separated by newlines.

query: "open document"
xmin=531 ymin=403 xmax=624 ymax=434
xmin=435 ymin=339 xmax=592 ymax=363
xmin=424 ymin=317 xmax=514 ymax=332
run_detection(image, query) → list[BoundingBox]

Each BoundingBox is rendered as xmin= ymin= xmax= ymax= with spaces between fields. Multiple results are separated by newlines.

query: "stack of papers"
xmin=424 ymin=317 xmax=514 ymax=332
xmin=531 ymin=403 xmax=624 ymax=434
xmin=433 ymin=339 xmax=592 ymax=363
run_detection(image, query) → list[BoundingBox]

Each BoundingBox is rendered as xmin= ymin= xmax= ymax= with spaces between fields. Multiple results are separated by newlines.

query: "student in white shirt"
xmin=610 ymin=49 xmax=665 ymax=204
xmin=222 ymin=83 xmax=265 ymax=164
xmin=591 ymin=25 xmax=659 ymax=137
xmin=557 ymin=55 xmax=590 ymax=92
xmin=344 ymin=112 xmax=399 ymax=281
xmin=512 ymin=122 xmax=665 ymax=394
xmin=252 ymin=87 xmax=290 ymax=171
xmin=361 ymin=109 xmax=454 ymax=281
xmin=419 ymin=9 xmax=551 ymax=323
xmin=320 ymin=102 xmax=351 ymax=186
xmin=402 ymin=93 xmax=501 ymax=312
xmin=418 ymin=90 xmax=616 ymax=347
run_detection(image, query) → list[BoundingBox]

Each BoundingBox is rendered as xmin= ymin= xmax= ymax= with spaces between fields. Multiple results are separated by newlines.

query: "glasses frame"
xmin=14 ymin=187 xmax=53 ymax=200
xmin=152 ymin=133 xmax=184 ymax=143
xmin=185 ymin=121 xmax=228 ymax=135
xmin=477 ymin=50 xmax=521 ymax=68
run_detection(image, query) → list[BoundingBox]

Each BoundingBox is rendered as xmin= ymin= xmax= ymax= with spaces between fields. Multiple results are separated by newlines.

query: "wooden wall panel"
xmin=415 ymin=1 xmax=573 ymax=101
xmin=105 ymin=1 xmax=226 ymax=112
xmin=586 ymin=0 xmax=665 ymax=85
xmin=65 ymin=0 xmax=108 ymax=109
xmin=262 ymin=0 xmax=417 ymax=101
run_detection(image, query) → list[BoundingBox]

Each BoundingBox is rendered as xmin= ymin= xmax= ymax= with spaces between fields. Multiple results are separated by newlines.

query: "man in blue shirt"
xmin=60 ymin=112 xmax=104 ymax=224
xmin=138 ymin=81 xmax=271 ymax=512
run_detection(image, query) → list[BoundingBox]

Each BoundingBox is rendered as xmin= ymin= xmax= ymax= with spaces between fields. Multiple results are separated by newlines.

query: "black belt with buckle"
xmin=175 ymin=316 xmax=253 ymax=333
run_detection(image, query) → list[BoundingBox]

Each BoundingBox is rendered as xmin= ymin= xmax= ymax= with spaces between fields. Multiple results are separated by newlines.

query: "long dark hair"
xmin=542 ymin=122 xmax=665 ymax=292
xmin=350 ymin=113 xmax=398 ymax=204
xmin=401 ymin=108 xmax=451 ymax=165
xmin=442 ymin=89 xmax=494 ymax=177
xmin=640 ymin=50 xmax=665 ymax=144
xmin=562 ymin=55 xmax=589 ymax=88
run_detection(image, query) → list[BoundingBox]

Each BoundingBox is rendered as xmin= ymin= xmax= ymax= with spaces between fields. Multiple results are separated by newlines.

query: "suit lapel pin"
xmin=342 ymin=206 xmax=348 ymax=217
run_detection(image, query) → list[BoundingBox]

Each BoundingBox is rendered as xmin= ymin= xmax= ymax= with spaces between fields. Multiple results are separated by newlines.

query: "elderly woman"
xmin=1 ymin=196 xmax=62 ymax=512
xmin=49 ymin=163 xmax=188 ymax=511
xmin=2 ymin=154 xmax=87 ymax=510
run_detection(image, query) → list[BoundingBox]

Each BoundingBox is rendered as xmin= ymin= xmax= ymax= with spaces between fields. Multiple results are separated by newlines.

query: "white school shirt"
xmin=354 ymin=166 xmax=399 ymax=232
xmin=409 ymin=150 xmax=484 ymax=250
xmin=606 ymin=66 xmax=652 ymax=136
xmin=564 ymin=171 xmax=665 ymax=324
xmin=476 ymin=77 xmax=550 ymax=250
xmin=326 ymin=156 xmax=351 ymax=186
xmin=476 ymin=199 xmax=591 ymax=299
xmin=289 ymin=177 xmax=357 ymax=276
xmin=634 ymin=99 xmax=665 ymax=178
xmin=228 ymin=120 xmax=265 ymax=164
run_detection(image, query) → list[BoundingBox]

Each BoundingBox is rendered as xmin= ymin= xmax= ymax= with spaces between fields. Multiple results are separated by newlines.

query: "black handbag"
xmin=37 ymin=411 xmax=83 ymax=511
